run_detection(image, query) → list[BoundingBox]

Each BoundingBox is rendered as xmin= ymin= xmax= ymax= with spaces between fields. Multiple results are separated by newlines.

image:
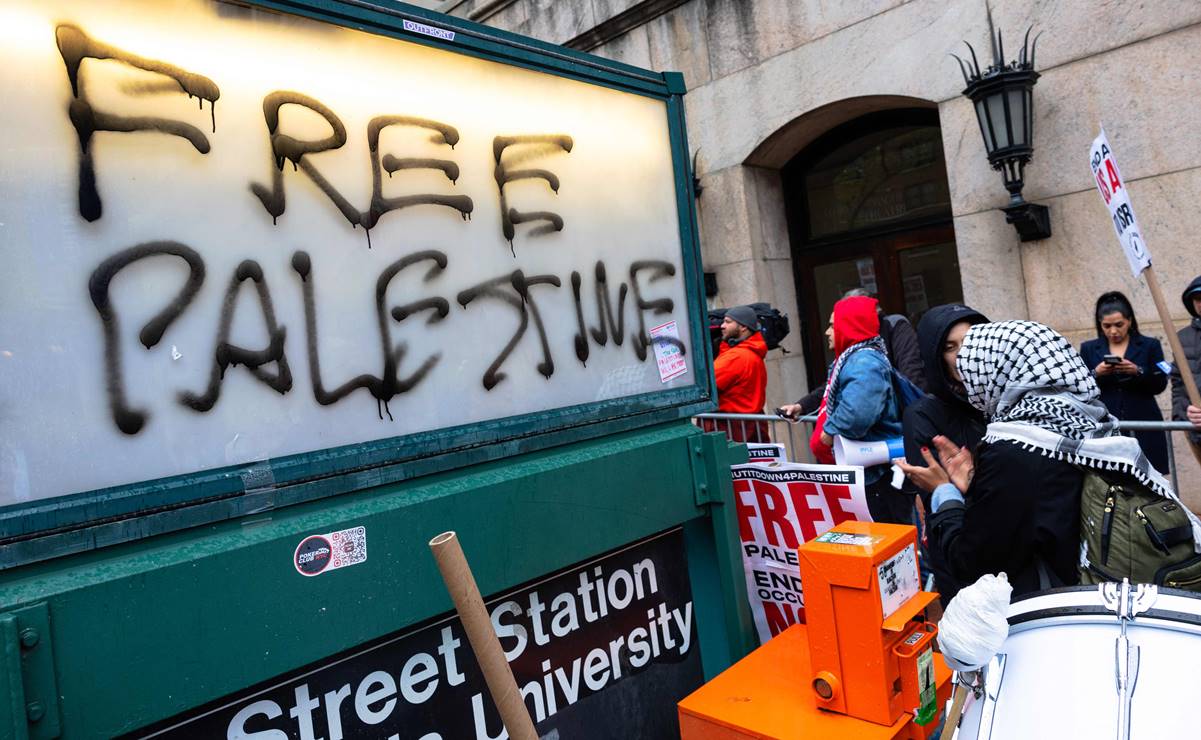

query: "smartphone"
xmin=1103 ymin=354 xmax=1122 ymax=365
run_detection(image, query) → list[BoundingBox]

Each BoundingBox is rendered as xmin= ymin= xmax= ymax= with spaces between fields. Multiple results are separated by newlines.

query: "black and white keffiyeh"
xmin=958 ymin=320 xmax=1201 ymax=549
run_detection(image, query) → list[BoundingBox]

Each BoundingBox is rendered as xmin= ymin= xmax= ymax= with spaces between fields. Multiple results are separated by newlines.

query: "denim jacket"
xmin=823 ymin=349 xmax=903 ymax=484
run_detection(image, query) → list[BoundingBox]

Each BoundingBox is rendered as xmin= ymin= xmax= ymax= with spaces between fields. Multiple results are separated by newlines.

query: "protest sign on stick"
xmin=732 ymin=462 xmax=871 ymax=643
xmin=1089 ymin=129 xmax=1201 ymax=407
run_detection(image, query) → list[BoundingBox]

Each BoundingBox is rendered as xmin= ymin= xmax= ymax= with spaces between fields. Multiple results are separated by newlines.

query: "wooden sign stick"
xmin=1144 ymin=266 xmax=1201 ymax=407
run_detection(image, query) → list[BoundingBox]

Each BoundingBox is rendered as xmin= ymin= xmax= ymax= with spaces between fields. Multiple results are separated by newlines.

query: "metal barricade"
xmin=692 ymin=412 xmax=817 ymax=462
xmin=693 ymin=414 xmax=1200 ymax=496
xmin=1115 ymin=420 xmax=1198 ymax=498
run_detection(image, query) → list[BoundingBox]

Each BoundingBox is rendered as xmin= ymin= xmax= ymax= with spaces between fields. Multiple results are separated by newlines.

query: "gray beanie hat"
xmin=726 ymin=305 xmax=760 ymax=331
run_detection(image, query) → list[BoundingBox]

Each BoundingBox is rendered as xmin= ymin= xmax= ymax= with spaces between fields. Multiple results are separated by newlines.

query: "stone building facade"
xmin=438 ymin=0 xmax=1201 ymax=504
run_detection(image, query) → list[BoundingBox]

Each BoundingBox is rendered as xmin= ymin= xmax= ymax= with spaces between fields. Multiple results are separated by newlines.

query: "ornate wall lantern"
xmin=953 ymin=22 xmax=1051 ymax=241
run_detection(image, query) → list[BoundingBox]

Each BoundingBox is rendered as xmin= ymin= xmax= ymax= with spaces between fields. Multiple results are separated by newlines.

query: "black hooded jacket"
xmin=1171 ymin=276 xmax=1201 ymax=444
xmin=902 ymin=304 xmax=988 ymax=602
xmin=902 ymin=305 xmax=989 ymax=472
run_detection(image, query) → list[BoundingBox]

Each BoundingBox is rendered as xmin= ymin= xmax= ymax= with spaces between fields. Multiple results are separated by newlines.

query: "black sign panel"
xmin=133 ymin=528 xmax=700 ymax=739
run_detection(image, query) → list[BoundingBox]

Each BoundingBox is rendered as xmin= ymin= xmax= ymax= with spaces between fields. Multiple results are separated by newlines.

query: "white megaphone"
xmin=833 ymin=436 xmax=906 ymax=467
xmin=833 ymin=436 xmax=908 ymax=489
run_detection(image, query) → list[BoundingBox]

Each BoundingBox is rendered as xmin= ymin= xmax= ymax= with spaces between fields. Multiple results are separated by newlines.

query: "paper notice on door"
xmin=650 ymin=320 xmax=688 ymax=382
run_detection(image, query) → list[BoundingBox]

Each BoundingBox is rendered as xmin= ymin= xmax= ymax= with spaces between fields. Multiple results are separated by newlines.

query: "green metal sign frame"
xmin=0 ymin=0 xmax=716 ymax=570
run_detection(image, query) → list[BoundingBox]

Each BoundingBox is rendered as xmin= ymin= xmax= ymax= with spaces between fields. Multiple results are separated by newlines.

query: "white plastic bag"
xmin=937 ymin=573 xmax=1012 ymax=671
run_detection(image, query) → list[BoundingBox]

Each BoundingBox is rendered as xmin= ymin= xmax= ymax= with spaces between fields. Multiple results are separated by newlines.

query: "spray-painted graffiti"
xmin=249 ymin=95 xmax=475 ymax=248
xmin=493 ymin=135 xmax=573 ymax=254
xmin=54 ymin=25 xmax=687 ymax=436
xmin=56 ymin=25 xmax=220 ymax=222
xmin=91 ymin=248 xmax=680 ymax=434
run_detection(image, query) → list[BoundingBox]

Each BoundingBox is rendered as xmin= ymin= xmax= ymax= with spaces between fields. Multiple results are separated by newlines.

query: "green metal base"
xmin=0 ymin=422 xmax=753 ymax=737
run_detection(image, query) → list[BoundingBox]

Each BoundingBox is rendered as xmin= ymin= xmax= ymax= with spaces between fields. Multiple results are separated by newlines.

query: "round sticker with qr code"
xmin=294 ymin=527 xmax=367 ymax=577
xmin=294 ymin=535 xmax=333 ymax=576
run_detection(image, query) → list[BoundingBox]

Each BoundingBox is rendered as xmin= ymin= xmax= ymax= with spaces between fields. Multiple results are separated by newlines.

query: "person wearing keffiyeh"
xmin=898 ymin=320 xmax=1201 ymax=598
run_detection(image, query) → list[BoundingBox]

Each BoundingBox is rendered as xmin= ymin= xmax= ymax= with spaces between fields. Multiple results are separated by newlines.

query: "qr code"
xmin=329 ymin=526 xmax=367 ymax=570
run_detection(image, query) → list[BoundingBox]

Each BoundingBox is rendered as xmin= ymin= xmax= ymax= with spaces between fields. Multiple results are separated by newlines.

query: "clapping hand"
xmin=896 ymin=435 xmax=975 ymax=494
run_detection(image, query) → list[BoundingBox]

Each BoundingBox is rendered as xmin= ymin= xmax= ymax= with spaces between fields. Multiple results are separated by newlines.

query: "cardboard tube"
xmin=429 ymin=531 xmax=537 ymax=740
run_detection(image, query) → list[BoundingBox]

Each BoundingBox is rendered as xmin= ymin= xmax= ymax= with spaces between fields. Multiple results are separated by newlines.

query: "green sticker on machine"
xmin=814 ymin=531 xmax=882 ymax=547
xmin=915 ymin=647 xmax=937 ymax=725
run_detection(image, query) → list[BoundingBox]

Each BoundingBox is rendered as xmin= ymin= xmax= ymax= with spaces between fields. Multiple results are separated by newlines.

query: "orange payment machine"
xmin=679 ymin=522 xmax=952 ymax=739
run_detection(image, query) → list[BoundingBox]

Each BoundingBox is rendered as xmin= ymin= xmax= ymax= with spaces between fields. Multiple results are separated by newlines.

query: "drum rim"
xmin=1008 ymin=585 xmax=1201 ymax=627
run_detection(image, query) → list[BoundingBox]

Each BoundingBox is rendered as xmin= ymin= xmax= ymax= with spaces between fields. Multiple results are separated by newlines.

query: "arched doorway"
xmin=782 ymin=108 xmax=961 ymax=384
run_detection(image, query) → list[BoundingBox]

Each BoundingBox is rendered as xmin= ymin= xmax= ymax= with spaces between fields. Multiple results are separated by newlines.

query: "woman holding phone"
xmin=1079 ymin=291 xmax=1170 ymax=472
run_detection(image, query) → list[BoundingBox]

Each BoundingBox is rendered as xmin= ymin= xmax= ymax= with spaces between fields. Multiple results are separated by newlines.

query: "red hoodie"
xmin=810 ymin=296 xmax=881 ymax=462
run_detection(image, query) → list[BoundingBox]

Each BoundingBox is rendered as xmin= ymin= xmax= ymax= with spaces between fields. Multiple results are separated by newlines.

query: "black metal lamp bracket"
xmin=1002 ymin=201 xmax=1052 ymax=242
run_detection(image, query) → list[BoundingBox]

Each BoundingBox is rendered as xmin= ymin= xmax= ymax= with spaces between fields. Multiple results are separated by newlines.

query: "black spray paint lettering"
xmin=89 ymin=242 xmax=206 ymax=435
xmin=251 ymin=95 xmax=473 ymax=248
xmin=250 ymin=92 xmax=356 ymax=230
xmin=366 ymin=116 xmax=474 ymax=231
xmin=629 ymin=261 xmax=683 ymax=362
xmin=457 ymin=271 xmax=561 ymax=390
xmin=570 ymin=261 xmax=628 ymax=366
xmin=89 ymin=247 xmax=680 ymax=434
xmin=493 ymin=134 xmax=573 ymax=254
xmin=178 ymin=261 xmax=292 ymax=413
xmin=292 ymin=250 xmax=450 ymax=420
xmin=56 ymin=25 xmax=220 ymax=222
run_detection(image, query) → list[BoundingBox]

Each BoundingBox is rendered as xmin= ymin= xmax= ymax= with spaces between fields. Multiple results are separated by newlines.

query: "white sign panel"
xmin=1089 ymin=129 xmax=1152 ymax=277
xmin=0 ymin=1 xmax=695 ymax=505
xmin=731 ymin=462 xmax=870 ymax=642
xmin=877 ymin=543 xmax=919 ymax=620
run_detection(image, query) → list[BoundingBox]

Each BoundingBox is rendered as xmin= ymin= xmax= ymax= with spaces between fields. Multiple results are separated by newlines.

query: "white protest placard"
xmin=732 ymin=462 xmax=871 ymax=642
xmin=1089 ymin=129 xmax=1151 ymax=277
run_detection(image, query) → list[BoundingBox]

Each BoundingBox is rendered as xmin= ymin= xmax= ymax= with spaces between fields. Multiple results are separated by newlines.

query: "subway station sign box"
xmin=132 ymin=528 xmax=700 ymax=739
xmin=0 ymin=0 xmax=708 ymax=562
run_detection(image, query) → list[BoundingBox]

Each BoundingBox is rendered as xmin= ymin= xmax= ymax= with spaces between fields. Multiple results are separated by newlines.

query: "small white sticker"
xmin=877 ymin=543 xmax=920 ymax=619
xmin=904 ymin=630 xmax=926 ymax=646
xmin=649 ymin=320 xmax=687 ymax=382
xmin=402 ymin=19 xmax=455 ymax=42
xmin=294 ymin=526 xmax=367 ymax=577
xmin=815 ymin=531 xmax=882 ymax=547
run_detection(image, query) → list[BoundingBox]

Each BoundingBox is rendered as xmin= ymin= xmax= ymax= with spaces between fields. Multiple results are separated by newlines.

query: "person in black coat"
xmin=901 ymin=304 xmax=989 ymax=602
xmin=898 ymin=321 xmax=1187 ymax=600
xmin=1078 ymin=291 xmax=1170 ymax=473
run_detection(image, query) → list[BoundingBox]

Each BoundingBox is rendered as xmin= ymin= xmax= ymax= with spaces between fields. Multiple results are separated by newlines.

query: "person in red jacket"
xmin=706 ymin=305 xmax=769 ymax=442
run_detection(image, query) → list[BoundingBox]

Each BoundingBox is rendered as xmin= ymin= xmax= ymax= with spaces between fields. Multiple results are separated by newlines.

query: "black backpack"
xmin=708 ymin=303 xmax=790 ymax=355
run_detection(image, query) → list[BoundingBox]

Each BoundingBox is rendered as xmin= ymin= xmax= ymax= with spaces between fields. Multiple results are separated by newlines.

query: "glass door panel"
xmin=812 ymin=255 xmax=878 ymax=369
xmin=896 ymin=241 xmax=963 ymax=326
